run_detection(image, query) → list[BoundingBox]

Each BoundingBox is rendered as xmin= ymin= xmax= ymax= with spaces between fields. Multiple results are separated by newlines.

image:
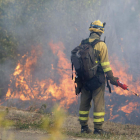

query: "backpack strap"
xmin=81 ymin=38 xmax=103 ymax=47
xmin=90 ymin=39 xmax=103 ymax=48
xmin=81 ymin=38 xmax=89 ymax=45
xmin=90 ymin=39 xmax=112 ymax=93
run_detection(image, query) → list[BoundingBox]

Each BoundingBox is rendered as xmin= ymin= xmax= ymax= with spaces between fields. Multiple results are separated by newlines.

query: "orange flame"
xmin=110 ymin=55 xmax=140 ymax=96
xmin=6 ymin=43 xmax=75 ymax=108
xmin=4 ymin=40 xmax=140 ymax=118
xmin=109 ymin=55 xmax=140 ymax=116
xmin=118 ymin=102 xmax=140 ymax=114
xmin=48 ymin=41 xmax=76 ymax=106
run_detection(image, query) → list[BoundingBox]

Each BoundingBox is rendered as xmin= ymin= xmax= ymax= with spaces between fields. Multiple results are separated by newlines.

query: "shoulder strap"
xmin=81 ymin=38 xmax=103 ymax=47
xmin=81 ymin=38 xmax=89 ymax=45
xmin=90 ymin=39 xmax=103 ymax=48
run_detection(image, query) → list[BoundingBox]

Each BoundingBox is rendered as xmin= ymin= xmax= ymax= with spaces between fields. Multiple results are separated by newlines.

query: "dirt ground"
xmin=64 ymin=115 xmax=140 ymax=136
xmin=64 ymin=116 xmax=140 ymax=140
xmin=0 ymin=106 xmax=140 ymax=140
xmin=0 ymin=128 xmax=101 ymax=140
xmin=0 ymin=128 xmax=81 ymax=140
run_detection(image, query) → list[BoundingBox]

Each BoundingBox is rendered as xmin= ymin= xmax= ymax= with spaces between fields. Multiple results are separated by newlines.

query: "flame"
xmin=110 ymin=55 xmax=140 ymax=96
xmin=48 ymin=41 xmax=76 ymax=106
xmin=5 ymin=43 xmax=75 ymax=108
xmin=118 ymin=102 xmax=140 ymax=114
xmin=109 ymin=55 xmax=140 ymax=117
xmin=3 ymin=40 xmax=140 ymax=120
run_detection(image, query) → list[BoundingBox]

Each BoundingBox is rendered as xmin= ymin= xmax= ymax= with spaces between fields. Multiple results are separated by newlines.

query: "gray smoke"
xmin=0 ymin=0 xmax=140 ymax=124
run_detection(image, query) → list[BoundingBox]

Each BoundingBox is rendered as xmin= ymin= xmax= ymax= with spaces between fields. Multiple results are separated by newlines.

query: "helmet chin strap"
xmin=89 ymin=32 xmax=102 ymax=37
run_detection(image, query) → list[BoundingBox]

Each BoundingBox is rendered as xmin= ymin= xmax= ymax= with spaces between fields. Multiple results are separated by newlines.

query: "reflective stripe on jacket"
xmin=88 ymin=34 xmax=111 ymax=73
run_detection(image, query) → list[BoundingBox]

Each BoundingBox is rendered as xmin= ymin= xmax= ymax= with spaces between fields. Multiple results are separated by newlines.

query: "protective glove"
xmin=75 ymin=77 xmax=83 ymax=95
xmin=106 ymin=70 xmax=119 ymax=86
xmin=117 ymin=80 xmax=128 ymax=90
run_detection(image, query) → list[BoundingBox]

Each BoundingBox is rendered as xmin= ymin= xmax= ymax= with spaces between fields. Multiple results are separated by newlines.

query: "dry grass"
xmin=0 ymin=105 xmax=66 ymax=140
xmin=0 ymin=106 xmax=43 ymax=129
xmin=63 ymin=116 xmax=140 ymax=140
xmin=0 ymin=106 xmax=140 ymax=140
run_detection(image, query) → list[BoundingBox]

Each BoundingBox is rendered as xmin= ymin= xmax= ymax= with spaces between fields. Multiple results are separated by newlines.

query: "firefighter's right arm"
xmin=106 ymin=71 xmax=118 ymax=86
xmin=97 ymin=42 xmax=118 ymax=86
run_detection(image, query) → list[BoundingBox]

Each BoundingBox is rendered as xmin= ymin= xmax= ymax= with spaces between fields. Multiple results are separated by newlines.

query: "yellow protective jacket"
xmin=88 ymin=33 xmax=112 ymax=73
xmin=80 ymin=33 xmax=111 ymax=72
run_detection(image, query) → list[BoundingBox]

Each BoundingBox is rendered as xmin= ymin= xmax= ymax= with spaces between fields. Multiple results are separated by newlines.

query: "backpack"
xmin=71 ymin=39 xmax=104 ymax=91
xmin=71 ymin=39 xmax=102 ymax=80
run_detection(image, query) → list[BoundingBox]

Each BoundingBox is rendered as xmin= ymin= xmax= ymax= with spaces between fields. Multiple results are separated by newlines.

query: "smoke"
xmin=2 ymin=0 xmax=140 ymax=60
xmin=0 ymin=0 xmax=140 ymax=124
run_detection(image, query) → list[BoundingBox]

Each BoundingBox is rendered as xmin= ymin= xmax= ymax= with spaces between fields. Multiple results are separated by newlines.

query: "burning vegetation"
xmin=5 ymin=41 xmax=76 ymax=108
xmin=0 ymin=40 xmax=139 ymax=124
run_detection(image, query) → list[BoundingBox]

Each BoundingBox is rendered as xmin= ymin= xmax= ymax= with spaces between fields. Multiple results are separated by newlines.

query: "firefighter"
xmin=77 ymin=20 xmax=119 ymax=134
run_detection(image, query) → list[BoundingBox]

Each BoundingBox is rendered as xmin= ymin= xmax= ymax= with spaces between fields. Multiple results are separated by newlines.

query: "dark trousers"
xmin=79 ymin=83 xmax=105 ymax=129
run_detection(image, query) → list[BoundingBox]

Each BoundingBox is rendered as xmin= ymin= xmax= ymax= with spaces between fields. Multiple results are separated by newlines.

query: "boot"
xmin=94 ymin=128 xmax=109 ymax=135
xmin=81 ymin=125 xmax=92 ymax=134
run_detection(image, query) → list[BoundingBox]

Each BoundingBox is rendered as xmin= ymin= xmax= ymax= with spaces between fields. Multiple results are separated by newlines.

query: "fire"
xmin=48 ymin=41 xmax=76 ymax=106
xmin=110 ymin=55 xmax=140 ymax=96
xmin=5 ymin=43 xmax=75 ymax=108
xmin=118 ymin=102 xmax=140 ymax=114
xmin=3 ymin=40 xmax=140 ymax=121
xmin=109 ymin=55 xmax=140 ymax=118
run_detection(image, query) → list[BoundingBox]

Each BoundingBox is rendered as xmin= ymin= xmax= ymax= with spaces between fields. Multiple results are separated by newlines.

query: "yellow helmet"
xmin=89 ymin=20 xmax=105 ymax=33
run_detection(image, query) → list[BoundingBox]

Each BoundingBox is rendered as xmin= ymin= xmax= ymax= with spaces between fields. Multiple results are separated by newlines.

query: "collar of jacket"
xmin=89 ymin=33 xmax=100 ymax=40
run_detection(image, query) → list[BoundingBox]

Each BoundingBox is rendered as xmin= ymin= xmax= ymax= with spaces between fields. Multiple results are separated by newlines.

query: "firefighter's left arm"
xmin=98 ymin=42 xmax=118 ymax=86
xmin=99 ymin=42 xmax=112 ymax=73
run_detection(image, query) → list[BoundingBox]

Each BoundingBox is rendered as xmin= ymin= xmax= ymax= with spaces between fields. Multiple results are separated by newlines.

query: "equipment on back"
xmin=71 ymin=39 xmax=104 ymax=92
xmin=71 ymin=39 xmax=101 ymax=81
